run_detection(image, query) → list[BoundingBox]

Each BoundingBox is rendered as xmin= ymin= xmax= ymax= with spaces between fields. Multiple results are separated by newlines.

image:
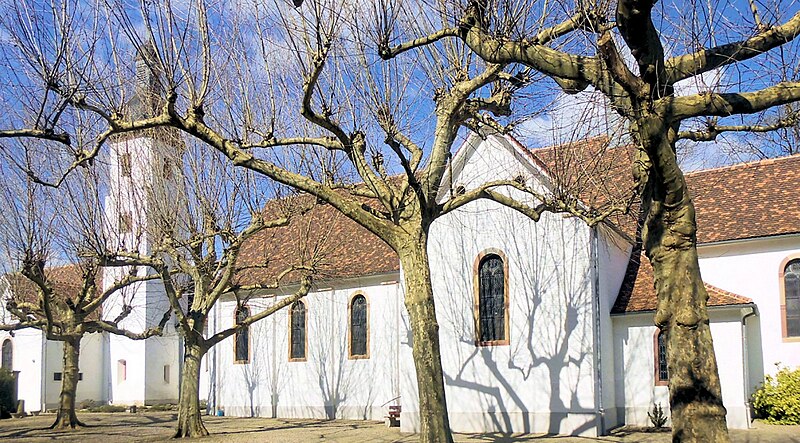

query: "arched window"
xmin=655 ymin=329 xmax=669 ymax=385
xmin=349 ymin=294 xmax=369 ymax=359
xmin=289 ymin=301 xmax=307 ymax=361
xmin=783 ymin=259 xmax=800 ymax=339
xmin=234 ymin=306 xmax=250 ymax=363
xmin=1 ymin=339 xmax=12 ymax=369
xmin=475 ymin=252 xmax=508 ymax=345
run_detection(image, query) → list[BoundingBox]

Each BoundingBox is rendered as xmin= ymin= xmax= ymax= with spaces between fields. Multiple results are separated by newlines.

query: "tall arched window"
xmin=1 ymin=339 xmax=12 ymax=369
xmin=349 ymin=294 xmax=369 ymax=358
xmin=783 ymin=259 xmax=800 ymax=339
xmin=655 ymin=329 xmax=669 ymax=385
xmin=234 ymin=306 xmax=250 ymax=363
xmin=289 ymin=301 xmax=307 ymax=361
xmin=475 ymin=252 xmax=508 ymax=345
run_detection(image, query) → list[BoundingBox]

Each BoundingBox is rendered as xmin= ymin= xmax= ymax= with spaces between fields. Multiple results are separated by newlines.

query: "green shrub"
xmin=647 ymin=403 xmax=668 ymax=428
xmin=751 ymin=365 xmax=800 ymax=424
xmin=0 ymin=368 xmax=16 ymax=418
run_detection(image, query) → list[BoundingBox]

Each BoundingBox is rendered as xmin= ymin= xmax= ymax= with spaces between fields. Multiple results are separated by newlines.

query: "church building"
xmin=0 ymin=80 xmax=798 ymax=434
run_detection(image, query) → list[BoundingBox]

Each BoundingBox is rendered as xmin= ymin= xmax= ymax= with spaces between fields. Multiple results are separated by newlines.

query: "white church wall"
xmin=612 ymin=309 xmax=750 ymax=429
xmin=41 ymin=332 xmax=106 ymax=409
xmin=401 ymin=135 xmax=601 ymax=436
xmin=595 ymin=226 xmax=634 ymax=429
xmin=0 ymin=328 xmax=44 ymax=412
xmin=697 ymin=234 xmax=800 ymax=392
xmin=214 ymin=275 xmax=401 ymax=421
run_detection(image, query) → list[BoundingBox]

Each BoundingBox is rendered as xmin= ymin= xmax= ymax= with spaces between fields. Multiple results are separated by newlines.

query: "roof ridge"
xmin=686 ymin=152 xmax=800 ymax=177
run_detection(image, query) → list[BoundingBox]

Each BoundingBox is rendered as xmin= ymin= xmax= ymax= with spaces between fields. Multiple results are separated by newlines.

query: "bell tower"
xmin=102 ymin=41 xmax=182 ymax=406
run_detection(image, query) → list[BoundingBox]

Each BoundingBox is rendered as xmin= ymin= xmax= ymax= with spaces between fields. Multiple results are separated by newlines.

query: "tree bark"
xmin=51 ymin=336 xmax=84 ymax=429
xmin=640 ymin=120 xmax=730 ymax=443
xmin=174 ymin=340 xmax=209 ymax=438
xmin=398 ymin=234 xmax=453 ymax=443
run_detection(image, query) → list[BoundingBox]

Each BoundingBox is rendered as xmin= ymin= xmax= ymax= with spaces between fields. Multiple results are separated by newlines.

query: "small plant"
xmin=147 ymin=403 xmax=176 ymax=411
xmin=648 ymin=402 xmax=668 ymax=428
xmin=78 ymin=399 xmax=97 ymax=410
xmin=88 ymin=404 xmax=127 ymax=413
xmin=751 ymin=365 xmax=800 ymax=424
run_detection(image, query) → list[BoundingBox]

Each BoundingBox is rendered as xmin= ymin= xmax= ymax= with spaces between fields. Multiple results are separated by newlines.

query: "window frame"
xmin=348 ymin=292 xmax=370 ymax=360
xmin=288 ymin=300 xmax=308 ymax=362
xmin=234 ymin=305 xmax=251 ymax=364
xmin=780 ymin=255 xmax=800 ymax=342
xmin=473 ymin=249 xmax=510 ymax=347
xmin=654 ymin=328 xmax=669 ymax=386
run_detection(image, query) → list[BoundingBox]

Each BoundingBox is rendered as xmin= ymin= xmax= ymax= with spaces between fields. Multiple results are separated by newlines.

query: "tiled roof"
xmin=3 ymin=264 xmax=102 ymax=321
xmin=687 ymin=154 xmax=800 ymax=244
xmin=234 ymin=200 xmax=399 ymax=287
xmin=611 ymin=252 xmax=753 ymax=314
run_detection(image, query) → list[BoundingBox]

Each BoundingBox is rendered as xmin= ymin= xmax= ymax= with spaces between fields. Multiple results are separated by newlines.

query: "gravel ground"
xmin=0 ymin=412 xmax=797 ymax=442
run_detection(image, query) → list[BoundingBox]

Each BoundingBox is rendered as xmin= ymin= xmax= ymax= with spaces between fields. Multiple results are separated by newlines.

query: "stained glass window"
xmin=350 ymin=295 xmax=368 ymax=357
xmin=290 ymin=301 xmax=306 ymax=360
xmin=785 ymin=260 xmax=800 ymax=337
xmin=478 ymin=254 xmax=505 ymax=343
xmin=657 ymin=330 xmax=669 ymax=382
xmin=235 ymin=306 xmax=249 ymax=362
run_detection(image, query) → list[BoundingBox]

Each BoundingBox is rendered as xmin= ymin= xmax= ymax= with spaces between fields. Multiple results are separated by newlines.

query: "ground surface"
xmin=0 ymin=413 xmax=797 ymax=442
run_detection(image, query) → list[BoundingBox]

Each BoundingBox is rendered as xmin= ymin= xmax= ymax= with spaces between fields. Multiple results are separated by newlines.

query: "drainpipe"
xmin=590 ymin=228 xmax=605 ymax=435
xmin=741 ymin=305 xmax=757 ymax=429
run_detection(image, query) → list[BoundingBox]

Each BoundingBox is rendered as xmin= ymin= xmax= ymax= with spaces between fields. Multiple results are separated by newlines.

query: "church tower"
xmin=102 ymin=42 xmax=182 ymax=406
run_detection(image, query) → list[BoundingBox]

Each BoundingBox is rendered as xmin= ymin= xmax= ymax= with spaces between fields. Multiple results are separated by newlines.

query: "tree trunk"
xmin=640 ymin=122 xmax=730 ymax=443
xmin=51 ymin=336 xmax=84 ymax=429
xmin=174 ymin=340 xmax=209 ymax=438
xmin=398 ymin=237 xmax=453 ymax=443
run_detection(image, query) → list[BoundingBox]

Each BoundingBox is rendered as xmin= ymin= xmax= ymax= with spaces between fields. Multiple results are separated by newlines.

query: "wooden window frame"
xmin=233 ymin=305 xmax=251 ymax=364
xmin=779 ymin=255 xmax=800 ymax=342
xmin=654 ymin=328 xmax=669 ymax=386
xmin=288 ymin=300 xmax=308 ymax=362
xmin=348 ymin=292 xmax=370 ymax=360
xmin=473 ymin=249 xmax=510 ymax=347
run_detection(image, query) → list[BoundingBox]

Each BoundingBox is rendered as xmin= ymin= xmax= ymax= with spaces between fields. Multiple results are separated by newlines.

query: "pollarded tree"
xmin=0 ymin=166 xmax=169 ymax=429
xmin=0 ymin=1 xmax=635 ymax=441
xmin=375 ymin=1 xmax=800 ymax=441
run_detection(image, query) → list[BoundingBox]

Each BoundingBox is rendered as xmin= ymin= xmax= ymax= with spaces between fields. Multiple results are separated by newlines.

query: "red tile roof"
xmin=687 ymin=154 xmax=800 ymax=244
xmin=3 ymin=264 xmax=103 ymax=321
xmin=611 ymin=252 xmax=752 ymax=314
xmin=234 ymin=200 xmax=399 ymax=287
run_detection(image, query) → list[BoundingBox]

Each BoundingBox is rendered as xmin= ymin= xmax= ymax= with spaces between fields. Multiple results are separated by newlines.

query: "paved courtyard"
xmin=0 ymin=413 xmax=797 ymax=442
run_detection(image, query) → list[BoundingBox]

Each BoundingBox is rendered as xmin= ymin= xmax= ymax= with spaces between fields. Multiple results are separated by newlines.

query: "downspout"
xmin=590 ymin=227 xmax=605 ymax=435
xmin=741 ymin=305 xmax=757 ymax=429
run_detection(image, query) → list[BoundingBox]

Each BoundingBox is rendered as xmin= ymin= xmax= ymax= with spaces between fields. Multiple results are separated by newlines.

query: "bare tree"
xmin=0 ymin=164 xmax=169 ymax=429
xmin=371 ymin=1 xmax=800 ymax=441
xmin=108 ymin=132 xmax=318 ymax=437
xmin=0 ymin=1 xmax=639 ymax=441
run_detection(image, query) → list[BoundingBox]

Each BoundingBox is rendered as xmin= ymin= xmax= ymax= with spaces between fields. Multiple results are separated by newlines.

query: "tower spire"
xmin=131 ymin=40 xmax=164 ymax=119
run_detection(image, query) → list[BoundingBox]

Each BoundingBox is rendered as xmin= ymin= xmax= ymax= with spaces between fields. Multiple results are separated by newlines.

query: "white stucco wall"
xmin=697 ymin=235 xmax=800 ymax=391
xmin=612 ymin=309 xmax=751 ymax=429
xmin=213 ymin=275 xmax=401 ymax=420
xmin=41 ymin=333 xmax=107 ymax=409
xmin=398 ymin=134 xmax=602 ymax=436
xmin=595 ymin=226 xmax=633 ymax=429
xmin=0 ymin=329 xmax=44 ymax=412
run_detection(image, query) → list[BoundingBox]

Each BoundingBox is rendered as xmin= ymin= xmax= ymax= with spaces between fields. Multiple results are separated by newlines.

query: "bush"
xmin=648 ymin=403 xmax=668 ymax=428
xmin=0 ymin=368 xmax=16 ymax=418
xmin=751 ymin=365 xmax=800 ymax=424
xmin=78 ymin=399 xmax=97 ymax=410
xmin=147 ymin=403 xmax=175 ymax=411
xmin=87 ymin=404 xmax=127 ymax=413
